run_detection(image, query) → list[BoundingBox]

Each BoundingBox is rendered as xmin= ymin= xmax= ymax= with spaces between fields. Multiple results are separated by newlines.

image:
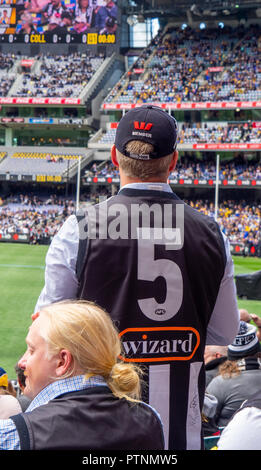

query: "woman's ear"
xmin=55 ymin=349 xmax=74 ymax=377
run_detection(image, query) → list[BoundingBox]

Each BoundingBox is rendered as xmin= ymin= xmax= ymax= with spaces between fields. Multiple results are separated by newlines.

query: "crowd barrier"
xmin=230 ymin=242 xmax=261 ymax=257
xmin=0 ymin=233 xmax=51 ymax=244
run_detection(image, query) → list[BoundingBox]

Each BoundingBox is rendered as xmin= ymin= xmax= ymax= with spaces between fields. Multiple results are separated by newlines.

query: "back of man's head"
xmin=113 ymin=105 xmax=178 ymax=181
xmin=239 ymin=308 xmax=251 ymax=323
xmin=117 ymin=141 xmax=175 ymax=180
xmin=204 ymin=345 xmax=228 ymax=364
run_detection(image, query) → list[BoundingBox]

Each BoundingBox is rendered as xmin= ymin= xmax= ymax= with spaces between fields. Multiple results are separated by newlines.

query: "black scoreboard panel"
xmin=0 ymin=0 xmax=118 ymax=43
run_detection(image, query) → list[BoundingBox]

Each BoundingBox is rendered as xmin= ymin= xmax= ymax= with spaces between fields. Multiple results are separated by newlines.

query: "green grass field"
xmin=1 ymin=243 xmax=261 ymax=379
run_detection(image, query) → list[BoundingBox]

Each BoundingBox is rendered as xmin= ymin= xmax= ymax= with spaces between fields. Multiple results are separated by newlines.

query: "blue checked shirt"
xmin=0 ymin=375 xmax=107 ymax=450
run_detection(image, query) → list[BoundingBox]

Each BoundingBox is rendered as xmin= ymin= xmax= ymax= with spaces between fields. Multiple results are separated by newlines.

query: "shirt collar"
xmin=26 ymin=375 xmax=107 ymax=413
xmin=119 ymin=182 xmax=173 ymax=193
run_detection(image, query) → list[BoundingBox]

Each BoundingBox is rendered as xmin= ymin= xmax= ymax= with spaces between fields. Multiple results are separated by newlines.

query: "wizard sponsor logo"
xmin=119 ymin=327 xmax=200 ymax=363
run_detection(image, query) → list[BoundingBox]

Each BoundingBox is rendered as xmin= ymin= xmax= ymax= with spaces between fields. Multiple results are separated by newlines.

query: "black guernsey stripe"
xmin=169 ymin=362 xmax=190 ymax=450
xmin=10 ymin=414 xmax=30 ymax=450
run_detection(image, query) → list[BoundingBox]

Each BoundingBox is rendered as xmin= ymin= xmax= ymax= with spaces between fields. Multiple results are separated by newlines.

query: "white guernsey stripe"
xmin=186 ymin=361 xmax=203 ymax=450
xmin=149 ymin=364 xmax=170 ymax=450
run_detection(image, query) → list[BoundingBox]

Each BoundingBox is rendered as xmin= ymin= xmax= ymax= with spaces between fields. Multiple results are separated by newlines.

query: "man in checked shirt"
xmin=0 ymin=300 xmax=164 ymax=450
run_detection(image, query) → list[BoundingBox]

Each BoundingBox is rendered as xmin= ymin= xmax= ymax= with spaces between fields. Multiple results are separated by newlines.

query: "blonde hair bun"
xmin=108 ymin=362 xmax=142 ymax=402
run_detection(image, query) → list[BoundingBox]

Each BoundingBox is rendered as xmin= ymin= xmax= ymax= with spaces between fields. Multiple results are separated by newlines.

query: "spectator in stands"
xmin=206 ymin=321 xmax=261 ymax=428
xmin=42 ymin=0 xmax=70 ymax=31
xmin=16 ymin=10 xmax=38 ymax=34
xmin=14 ymin=364 xmax=31 ymax=412
xmin=0 ymin=300 xmax=164 ymax=450
xmin=216 ymin=390 xmax=261 ymax=450
xmin=60 ymin=11 xmax=74 ymax=31
xmin=73 ymin=0 xmax=95 ymax=33
xmin=204 ymin=345 xmax=228 ymax=387
xmin=99 ymin=14 xmax=117 ymax=35
xmin=202 ymin=393 xmax=220 ymax=439
xmin=95 ymin=0 xmax=117 ymax=33
xmin=0 ymin=367 xmax=22 ymax=419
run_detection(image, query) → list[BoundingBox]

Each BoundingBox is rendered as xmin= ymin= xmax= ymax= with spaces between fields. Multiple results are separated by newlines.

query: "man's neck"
xmin=119 ymin=173 xmax=168 ymax=187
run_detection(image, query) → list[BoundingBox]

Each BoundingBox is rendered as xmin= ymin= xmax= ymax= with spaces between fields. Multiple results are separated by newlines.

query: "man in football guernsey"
xmin=34 ymin=105 xmax=239 ymax=450
xmin=42 ymin=0 xmax=69 ymax=30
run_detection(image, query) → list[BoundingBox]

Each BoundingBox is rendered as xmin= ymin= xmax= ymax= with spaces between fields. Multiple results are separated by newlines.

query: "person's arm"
xmin=206 ymin=233 xmax=240 ymax=345
xmin=206 ymin=376 xmax=224 ymax=424
xmin=250 ymin=314 xmax=261 ymax=341
xmin=34 ymin=215 xmax=79 ymax=313
xmin=217 ymin=407 xmax=261 ymax=450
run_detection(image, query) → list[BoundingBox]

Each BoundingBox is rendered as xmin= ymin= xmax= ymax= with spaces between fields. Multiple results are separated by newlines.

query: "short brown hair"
xmin=116 ymin=140 xmax=174 ymax=180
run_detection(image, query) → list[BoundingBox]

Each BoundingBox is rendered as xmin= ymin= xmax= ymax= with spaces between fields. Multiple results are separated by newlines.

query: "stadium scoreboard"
xmin=0 ymin=0 xmax=118 ymax=44
xmin=0 ymin=31 xmax=116 ymax=44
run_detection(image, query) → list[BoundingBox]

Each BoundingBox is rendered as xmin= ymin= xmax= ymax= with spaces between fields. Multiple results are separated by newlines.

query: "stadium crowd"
xmin=0 ymin=194 xmax=75 ymax=243
xmin=0 ymin=193 xmax=260 ymax=251
xmin=0 ymin=53 xmax=15 ymax=71
xmin=189 ymin=199 xmax=261 ymax=250
xmin=0 ymin=53 xmax=16 ymax=96
xmin=86 ymin=157 xmax=261 ymax=181
xmin=178 ymin=122 xmax=261 ymax=144
xmin=99 ymin=121 xmax=261 ymax=148
xmin=0 ymin=50 xmax=105 ymax=98
xmin=104 ymin=24 xmax=261 ymax=104
xmin=15 ymin=52 xmax=104 ymax=98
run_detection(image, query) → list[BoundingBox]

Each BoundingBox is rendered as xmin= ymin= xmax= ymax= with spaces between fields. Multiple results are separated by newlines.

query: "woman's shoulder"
xmin=0 ymin=394 xmax=22 ymax=419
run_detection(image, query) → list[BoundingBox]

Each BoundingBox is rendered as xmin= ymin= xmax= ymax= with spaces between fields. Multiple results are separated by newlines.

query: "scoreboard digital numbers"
xmin=0 ymin=0 xmax=118 ymax=44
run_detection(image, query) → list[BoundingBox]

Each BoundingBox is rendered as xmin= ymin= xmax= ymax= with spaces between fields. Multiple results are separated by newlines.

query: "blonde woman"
xmin=0 ymin=300 xmax=164 ymax=450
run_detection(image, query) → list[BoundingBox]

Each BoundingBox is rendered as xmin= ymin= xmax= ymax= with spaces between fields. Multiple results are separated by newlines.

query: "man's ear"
xmin=111 ymin=144 xmax=119 ymax=167
xmin=168 ymin=150 xmax=178 ymax=173
xmin=55 ymin=349 xmax=74 ymax=377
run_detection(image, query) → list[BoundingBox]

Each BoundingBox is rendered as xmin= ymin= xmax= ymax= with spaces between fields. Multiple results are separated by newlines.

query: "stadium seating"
xmin=0 ymin=52 xmax=16 ymax=96
xmin=85 ymin=158 xmax=261 ymax=182
xmin=103 ymin=24 xmax=261 ymax=106
xmin=0 ymin=51 xmax=105 ymax=98
xmin=0 ymin=151 xmax=83 ymax=176
xmin=97 ymin=122 xmax=261 ymax=147
xmin=14 ymin=53 xmax=105 ymax=98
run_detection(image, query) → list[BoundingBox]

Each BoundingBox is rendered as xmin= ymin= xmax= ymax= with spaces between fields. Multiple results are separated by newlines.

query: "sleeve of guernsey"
xmin=206 ymin=232 xmax=240 ymax=345
xmin=34 ymin=215 xmax=79 ymax=313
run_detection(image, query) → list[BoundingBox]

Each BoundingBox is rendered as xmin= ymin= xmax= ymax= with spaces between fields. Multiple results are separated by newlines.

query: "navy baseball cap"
xmin=114 ymin=105 xmax=178 ymax=160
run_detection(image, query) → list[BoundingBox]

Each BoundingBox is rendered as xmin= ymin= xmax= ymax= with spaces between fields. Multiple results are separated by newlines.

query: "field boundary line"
xmin=0 ymin=264 xmax=44 ymax=269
